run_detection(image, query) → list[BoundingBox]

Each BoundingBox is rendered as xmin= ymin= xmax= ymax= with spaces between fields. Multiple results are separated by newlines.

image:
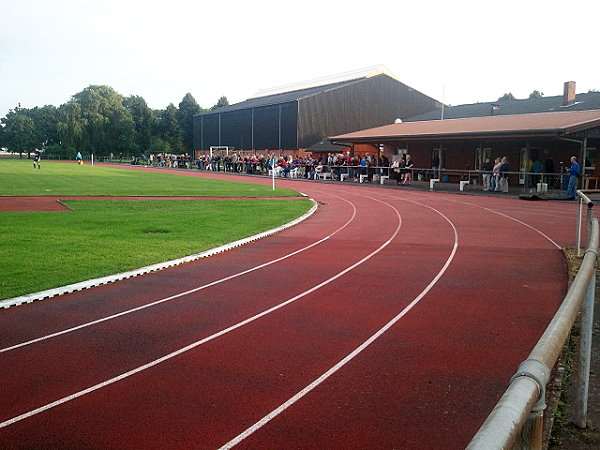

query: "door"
xmin=519 ymin=147 xmax=528 ymax=185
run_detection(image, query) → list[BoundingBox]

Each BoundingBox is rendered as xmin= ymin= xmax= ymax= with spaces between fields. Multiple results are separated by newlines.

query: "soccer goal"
xmin=209 ymin=146 xmax=234 ymax=157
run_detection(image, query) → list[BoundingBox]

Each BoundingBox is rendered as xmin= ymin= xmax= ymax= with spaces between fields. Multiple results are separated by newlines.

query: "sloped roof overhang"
xmin=329 ymin=110 xmax=600 ymax=144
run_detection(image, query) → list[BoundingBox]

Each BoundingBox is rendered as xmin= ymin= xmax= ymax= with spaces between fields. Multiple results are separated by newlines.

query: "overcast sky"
xmin=1 ymin=0 xmax=598 ymax=118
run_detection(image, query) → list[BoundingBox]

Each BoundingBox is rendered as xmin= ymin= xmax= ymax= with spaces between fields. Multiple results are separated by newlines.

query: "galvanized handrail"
xmin=576 ymin=190 xmax=594 ymax=256
xmin=467 ymin=211 xmax=598 ymax=449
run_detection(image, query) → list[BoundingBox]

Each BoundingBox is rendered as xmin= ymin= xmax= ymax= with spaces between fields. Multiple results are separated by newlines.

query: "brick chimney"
xmin=563 ymin=81 xmax=576 ymax=106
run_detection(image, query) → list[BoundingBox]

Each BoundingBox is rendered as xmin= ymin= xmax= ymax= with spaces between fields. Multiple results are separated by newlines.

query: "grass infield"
xmin=0 ymin=160 xmax=312 ymax=300
xmin=1 ymin=159 xmax=298 ymax=197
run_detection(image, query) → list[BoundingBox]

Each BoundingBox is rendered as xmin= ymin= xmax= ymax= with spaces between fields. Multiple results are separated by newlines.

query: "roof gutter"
xmin=330 ymin=129 xmax=559 ymax=144
xmin=330 ymin=140 xmax=351 ymax=147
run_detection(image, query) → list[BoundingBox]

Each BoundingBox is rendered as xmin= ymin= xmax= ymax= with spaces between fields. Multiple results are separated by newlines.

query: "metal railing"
xmin=79 ymin=158 xmax=592 ymax=194
xmin=576 ymin=191 xmax=595 ymax=256
xmin=467 ymin=191 xmax=598 ymax=449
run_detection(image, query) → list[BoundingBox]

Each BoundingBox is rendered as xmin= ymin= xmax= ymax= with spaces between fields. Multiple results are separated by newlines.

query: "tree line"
xmin=0 ymin=85 xmax=229 ymax=158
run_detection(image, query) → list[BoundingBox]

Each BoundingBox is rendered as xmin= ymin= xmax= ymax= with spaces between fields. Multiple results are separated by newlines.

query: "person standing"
xmin=33 ymin=148 xmax=42 ymax=170
xmin=567 ymin=155 xmax=581 ymax=199
xmin=76 ymin=151 xmax=83 ymax=165
xmin=402 ymin=155 xmax=414 ymax=185
xmin=532 ymin=158 xmax=543 ymax=187
xmin=492 ymin=157 xmax=502 ymax=191
xmin=431 ymin=153 xmax=440 ymax=179
xmin=481 ymin=157 xmax=494 ymax=191
xmin=393 ymin=157 xmax=405 ymax=185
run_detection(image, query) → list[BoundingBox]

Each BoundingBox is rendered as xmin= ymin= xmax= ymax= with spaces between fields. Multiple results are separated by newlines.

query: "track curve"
xmin=0 ymin=167 xmax=576 ymax=449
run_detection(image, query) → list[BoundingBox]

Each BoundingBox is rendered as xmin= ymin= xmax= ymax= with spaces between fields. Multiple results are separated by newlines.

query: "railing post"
xmin=576 ymin=191 xmax=594 ymax=257
xmin=574 ymin=249 xmax=597 ymax=427
xmin=509 ymin=359 xmax=550 ymax=450
xmin=511 ymin=409 xmax=544 ymax=450
xmin=586 ymin=205 xmax=594 ymax=248
xmin=576 ymin=197 xmax=583 ymax=256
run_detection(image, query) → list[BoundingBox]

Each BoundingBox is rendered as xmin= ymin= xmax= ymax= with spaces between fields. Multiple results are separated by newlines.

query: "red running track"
xmin=0 ymin=168 xmax=577 ymax=449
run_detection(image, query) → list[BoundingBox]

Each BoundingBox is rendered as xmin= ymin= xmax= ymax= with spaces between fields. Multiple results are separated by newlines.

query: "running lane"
xmin=0 ymin=170 xmax=576 ymax=449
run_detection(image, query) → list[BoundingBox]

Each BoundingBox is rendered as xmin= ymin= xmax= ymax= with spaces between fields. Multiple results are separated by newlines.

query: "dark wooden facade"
xmin=378 ymin=136 xmax=583 ymax=174
xmin=331 ymin=111 xmax=600 ymax=186
xmin=193 ymin=74 xmax=442 ymax=152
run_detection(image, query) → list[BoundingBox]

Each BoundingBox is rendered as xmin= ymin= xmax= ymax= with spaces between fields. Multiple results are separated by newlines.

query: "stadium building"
xmin=330 ymin=82 xmax=600 ymax=187
xmin=193 ymin=66 xmax=442 ymax=155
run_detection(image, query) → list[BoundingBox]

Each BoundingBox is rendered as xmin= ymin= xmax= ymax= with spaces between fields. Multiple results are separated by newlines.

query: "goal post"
xmin=209 ymin=146 xmax=234 ymax=157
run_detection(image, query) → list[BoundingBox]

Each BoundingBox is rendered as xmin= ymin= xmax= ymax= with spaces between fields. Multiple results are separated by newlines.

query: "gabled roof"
xmin=330 ymin=110 xmax=600 ymax=143
xmin=405 ymin=92 xmax=600 ymax=122
xmin=198 ymin=78 xmax=367 ymax=115
xmin=196 ymin=66 xmax=400 ymax=116
xmin=250 ymin=64 xmax=396 ymax=99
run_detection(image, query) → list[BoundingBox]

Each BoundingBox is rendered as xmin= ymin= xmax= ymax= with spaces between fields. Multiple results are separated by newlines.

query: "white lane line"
xmin=1 ymin=198 xmax=319 ymax=310
xmin=464 ymin=202 xmax=562 ymax=249
xmin=218 ymin=199 xmax=459 ymax=449
xmin=1 ymin=195 xmax=355 ymax=354
xmin=405 ymin=192 xmax=563 ymax=250
xmin=0 ymin=196 xmax=401 ymax=429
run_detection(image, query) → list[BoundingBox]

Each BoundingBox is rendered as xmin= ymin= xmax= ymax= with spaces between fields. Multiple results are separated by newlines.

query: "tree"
xmin=211 ymin=96 xmax=229 ymax=110
xmin=57 ymin=101 xmax=86 ymax=151
xmin=528 ymin=90 xmax=544 ymax=99
xmin=58 ymin=85 xmax=135 ymax=156
xmin=155 ymin=104 xmax=183 ymax=153
xmin=28 ymin=105 xmax=60 ymax=147
xmin=0 ymin=122 xmax=5 ymax=148
xmin=176 ymin=93 xmax=202 ymax=152
xmin=1 ymin=106 xmax=37 ymax=155
xmin=124 ymin=95 xmax=155 ymax=153
xmin=498 ymin=93 xmax=516 ymax=101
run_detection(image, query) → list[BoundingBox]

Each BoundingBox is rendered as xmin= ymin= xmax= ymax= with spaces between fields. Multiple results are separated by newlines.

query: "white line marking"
xmin=464 ymin=202 xmax=562 ymax=249
xmin=1 ymin=195 xmax=355 ymax=354
xmin=404 ymin=192 xmax=563 ymax=250
xmin=0 ymin=196 xmax=401 ymax=429
xmin=0 ymin=197 xmax=318 ymax=309
xmin=218 ymin=199 xmax=459 ymax=449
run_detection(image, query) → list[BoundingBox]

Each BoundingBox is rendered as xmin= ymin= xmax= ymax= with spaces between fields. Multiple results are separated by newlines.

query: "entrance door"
xmin=475 ymin=147 xmax=491 ymax=170
xmin=519 ymin=147 xmax=528 ymax=185
xmin=432 ymin=147 xmax=446 ymax=169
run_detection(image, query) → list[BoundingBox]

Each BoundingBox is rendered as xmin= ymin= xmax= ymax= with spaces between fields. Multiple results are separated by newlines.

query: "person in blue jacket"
xmin=567 ymin=155 xmax=581 ymax=199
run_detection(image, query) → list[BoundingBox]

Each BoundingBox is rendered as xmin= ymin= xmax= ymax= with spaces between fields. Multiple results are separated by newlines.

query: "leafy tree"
xmin=528 ymin=90 xmax=544 ymax=99
xmin=148 ymin=137 xmax=170 ymax=154
xmin=28 ymin=105 xmax=60 ymax=147
xmin=1 ymin=86 xmax=210 ymax=157
xmin=498 ymin=93 xmax=516 ymax=101
xmin=0 ymin=122 xmax=6 ymax=148
xmin=211 ymin=96 xmax=229 ymax=110
xmin=124 ymin=95 xmax=155 ymax=153
xmin=58 ymin=85 xmax=135 ymax=156
xmin=57 ymin=101 xmax=86 ymax=151
xmin=176 ymin=93 xmax=202 ymax=152
xmin=1 ymin=106 xmax=37 ymax=155
xmin=155 ymin=104 xmax=183 ymax=153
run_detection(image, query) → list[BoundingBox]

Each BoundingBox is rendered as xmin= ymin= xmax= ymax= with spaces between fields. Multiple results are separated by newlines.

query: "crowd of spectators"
xmin=128 ymin=151 xmax=405 ymax=182
xmin=130 ymin=152 xmax=390 ymax=179
xmin=170 ymin=151 xmax=395 ymax=181
xmin=128 ymin=151 xmax=566 ymax=192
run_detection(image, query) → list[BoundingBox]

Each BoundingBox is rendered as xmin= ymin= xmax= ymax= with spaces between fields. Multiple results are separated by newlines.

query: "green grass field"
xmin=1 ymin=159 xmax=299 ymax=197
xmin=0 ymin=160 xmax=312 ymax=300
